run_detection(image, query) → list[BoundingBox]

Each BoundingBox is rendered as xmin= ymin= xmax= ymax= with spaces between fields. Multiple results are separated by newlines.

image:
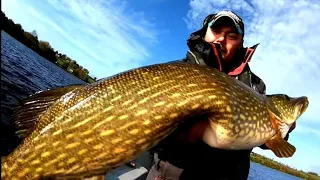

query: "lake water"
xmin=1 ymin=30 xmax=301 ymax=180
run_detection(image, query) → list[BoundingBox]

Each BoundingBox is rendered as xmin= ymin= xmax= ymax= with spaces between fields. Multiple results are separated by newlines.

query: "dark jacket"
xmin=151 ymin=28 xmax=290 ymax=180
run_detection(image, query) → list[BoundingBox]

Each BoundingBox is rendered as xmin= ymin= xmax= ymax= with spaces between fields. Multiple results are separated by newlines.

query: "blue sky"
xmin=2 ymin=0 xmax=320 ymax=175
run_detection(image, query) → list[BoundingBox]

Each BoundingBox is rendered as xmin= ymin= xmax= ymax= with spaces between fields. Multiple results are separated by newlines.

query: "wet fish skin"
xmin=1 ymin=62 xmax=308 ymax=179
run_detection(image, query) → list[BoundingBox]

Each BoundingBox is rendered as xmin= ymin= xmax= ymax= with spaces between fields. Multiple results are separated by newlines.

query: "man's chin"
xmin=222 ymin=54 xmax=231 ymax=62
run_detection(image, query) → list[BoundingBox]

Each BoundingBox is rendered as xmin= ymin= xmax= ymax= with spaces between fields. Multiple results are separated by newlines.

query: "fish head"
xmin=267 ymin=94 xmax=309 ymax=138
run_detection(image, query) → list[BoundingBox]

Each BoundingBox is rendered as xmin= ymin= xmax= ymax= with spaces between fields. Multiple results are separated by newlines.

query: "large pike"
xmin=2 ymin=62 xmax=308 ymax=179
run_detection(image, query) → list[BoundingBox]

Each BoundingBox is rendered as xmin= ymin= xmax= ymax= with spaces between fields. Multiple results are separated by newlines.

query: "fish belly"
xmin=203 ymin=121 xmax=276 ymax=150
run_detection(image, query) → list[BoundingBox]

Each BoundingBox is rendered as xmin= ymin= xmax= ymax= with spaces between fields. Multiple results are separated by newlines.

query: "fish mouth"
xmin=293 ymin=96 xmax=309 ymax=116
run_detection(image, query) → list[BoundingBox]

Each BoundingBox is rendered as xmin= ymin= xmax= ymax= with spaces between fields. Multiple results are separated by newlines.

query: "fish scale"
xmin=2 ymin=62 xmax=308 ymax=179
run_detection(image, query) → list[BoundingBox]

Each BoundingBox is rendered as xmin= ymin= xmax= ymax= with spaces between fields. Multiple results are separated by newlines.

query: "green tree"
xmin=38 ymin=40 xmax=56 ymax=63
xmin=31 ymin=30 xmax=38 ymax=38
xmin=24 ymin=32 xmax=39 ymax=50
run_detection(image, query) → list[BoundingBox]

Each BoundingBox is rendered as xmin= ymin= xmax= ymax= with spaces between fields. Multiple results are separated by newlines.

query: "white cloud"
xmin=185 ymin=0 xmax=320 ymax=173
xmin=295 ymin=123 xmax=320 ymax=139
xmin=2 ymin=0 xmax=160 ymax=79
xmin=46 ymin=0 xmax=160 ymax=77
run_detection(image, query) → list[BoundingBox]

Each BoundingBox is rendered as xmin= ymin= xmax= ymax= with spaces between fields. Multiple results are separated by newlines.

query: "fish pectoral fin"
xmin=265 ymin=135 xmax=296 ymax=158
xmin=12 ymin=84 xmax=84 ymax=139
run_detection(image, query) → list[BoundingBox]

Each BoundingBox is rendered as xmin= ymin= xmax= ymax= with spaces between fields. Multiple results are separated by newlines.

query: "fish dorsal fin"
xmin=12 ymin=84 xmax=84 ymax=139
xmin=265 ymin=109 xmax=296 ymax=158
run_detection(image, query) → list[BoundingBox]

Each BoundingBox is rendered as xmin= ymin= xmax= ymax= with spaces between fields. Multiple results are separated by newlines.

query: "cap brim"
xmin=209 ymin=15 xmax=243 ymax=35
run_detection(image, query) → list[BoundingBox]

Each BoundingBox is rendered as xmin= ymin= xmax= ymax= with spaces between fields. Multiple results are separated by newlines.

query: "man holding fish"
xmin=145 ymin=10 xmax=298 ymax=180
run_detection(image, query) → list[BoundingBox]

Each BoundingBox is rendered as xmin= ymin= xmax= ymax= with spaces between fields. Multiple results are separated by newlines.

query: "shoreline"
xmin=1 ymin=11 xmax=96 ymax=84
xmin=250 ymin=152 xmax=319 ymax=180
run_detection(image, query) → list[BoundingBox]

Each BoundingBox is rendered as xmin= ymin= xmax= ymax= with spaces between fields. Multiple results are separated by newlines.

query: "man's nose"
xmin=214 ymin=35 xmax=225 ymax=44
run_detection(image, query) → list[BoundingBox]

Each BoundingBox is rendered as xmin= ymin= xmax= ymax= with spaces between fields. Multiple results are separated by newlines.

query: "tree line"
xmin=250 ymin=152 xmax=320 ymax=180
xmin=1 ymin=11 xmax=96 ymax=83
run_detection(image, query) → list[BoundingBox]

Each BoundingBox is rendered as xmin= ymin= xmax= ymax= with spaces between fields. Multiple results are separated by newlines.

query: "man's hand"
xmin=174 ymin=118 xmax=209 ymax=144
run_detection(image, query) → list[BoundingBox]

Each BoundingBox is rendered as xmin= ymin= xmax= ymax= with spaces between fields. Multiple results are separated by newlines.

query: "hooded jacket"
xmin=182 ymin=25 xmax=266 ymax=94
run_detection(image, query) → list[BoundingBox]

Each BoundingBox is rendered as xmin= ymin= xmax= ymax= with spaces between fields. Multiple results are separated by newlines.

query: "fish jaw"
xmin=268 ymin=95 xmax=309 ymax=138
xmin=280 ymin=96 xmax=308 ymax=138
xmin=268 ymin=95 xmax=309 ymax=125
xmin=292 ymin=96 xmax=309 ymax=121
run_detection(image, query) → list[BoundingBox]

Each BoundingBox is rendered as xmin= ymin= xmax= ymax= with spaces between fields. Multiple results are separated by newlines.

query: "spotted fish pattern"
xmin=1 ymin=62 xmax=308 ymax=179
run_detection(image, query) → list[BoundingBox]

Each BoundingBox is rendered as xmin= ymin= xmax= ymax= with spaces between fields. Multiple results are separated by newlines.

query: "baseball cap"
xmin=205 ymin=10 xmax=245 ymax=35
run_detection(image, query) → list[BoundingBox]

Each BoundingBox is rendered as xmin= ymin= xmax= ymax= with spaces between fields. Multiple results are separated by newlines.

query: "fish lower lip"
xmin=300 ymin=102 xmax=308 ymax=114
xmin=300 ymin=97 xmax=308 ymax=113
xmin=294 ymin=96 xmax=308 ymax=114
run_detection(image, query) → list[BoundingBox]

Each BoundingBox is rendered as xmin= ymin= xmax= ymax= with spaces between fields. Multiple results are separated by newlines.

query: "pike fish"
xmin=2 ymin=61 xmax=308 ymax=180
